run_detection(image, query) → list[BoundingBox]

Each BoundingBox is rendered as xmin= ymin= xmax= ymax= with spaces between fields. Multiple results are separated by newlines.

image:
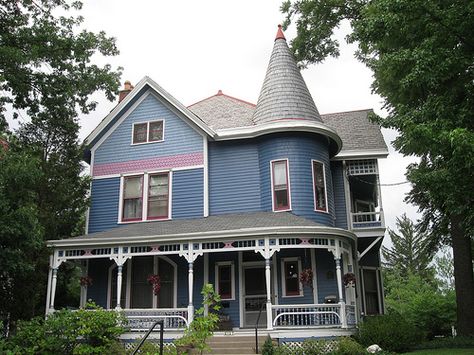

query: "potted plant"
xmin=79 ymin=275 xmax=93 ymax=287
xmin=343 ymin=272 xmax=356 ymax=286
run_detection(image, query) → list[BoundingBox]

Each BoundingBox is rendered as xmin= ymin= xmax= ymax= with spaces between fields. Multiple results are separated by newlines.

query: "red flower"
xmin=147 ymin=274 xmax=161 ymax=295
xmin=80 ymin=276 xmax=93 ymax=287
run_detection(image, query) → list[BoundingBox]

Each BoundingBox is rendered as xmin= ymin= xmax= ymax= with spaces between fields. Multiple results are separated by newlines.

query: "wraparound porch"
xmin=46 ymin=224 xmax=360 ymax=332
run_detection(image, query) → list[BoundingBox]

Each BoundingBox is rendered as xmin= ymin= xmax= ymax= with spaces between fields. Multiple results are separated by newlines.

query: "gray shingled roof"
xmin=71 ymin=212 xmax=323 ymax=240
xmin=321 ymin=110 xmax=387 ymax=153
xmin=252 ymin=37 xmax=322 ymax=124
xmin=188 ymin=92 xmax=254 ymax=129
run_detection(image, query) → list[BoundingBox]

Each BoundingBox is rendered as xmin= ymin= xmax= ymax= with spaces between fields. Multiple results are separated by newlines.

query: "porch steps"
xmin=200 ymin=335 xmax=268 ymax=354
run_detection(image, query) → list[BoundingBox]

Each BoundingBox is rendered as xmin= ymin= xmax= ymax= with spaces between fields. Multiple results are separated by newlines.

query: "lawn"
xmin=405 ymin=349 xmax=474 ymax=354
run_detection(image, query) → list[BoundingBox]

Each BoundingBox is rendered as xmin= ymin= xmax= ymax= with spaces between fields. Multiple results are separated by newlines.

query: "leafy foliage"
xmin=174 ymin=284 xmax=221 ymax=354
xmin=382 ymin=214 xmax=436 ymax=279
xmin=384 ymin=272 xmax=456 ymax=339
xmin=261 ymin=336 xmax=276 ymax=355
xmin=2 ymin=302 xmax=126 ymax=354
xmin=282 ymin=0 xmax=474 ymax=336
xmin=357 ymin=313 xmax=422 ymax=352
xmin=0 ymin=0 xmax=121 ymax=326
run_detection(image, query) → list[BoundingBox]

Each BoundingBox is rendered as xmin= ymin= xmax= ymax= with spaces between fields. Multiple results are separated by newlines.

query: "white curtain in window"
xmin=273 ymin=161 xmax=287 ymax=188
xmin=124 ymin=177 xmax=142 ymax=198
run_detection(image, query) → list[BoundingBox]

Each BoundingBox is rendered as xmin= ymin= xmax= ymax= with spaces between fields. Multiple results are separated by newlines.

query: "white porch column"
xmin=45 ymin=257 xmax=53 ymax=315
xmin=188 ymin=261 xmax=194 ymax=324
xmin=265 ymin=258 xmax=273 ymax=330
xmin=335 ymin=257 xmax=347 ymax=328
xmin=116 ymin=265 xmax=123 ymax=310
xmin=79 ymin=260 xmax=88 ymax=308
xmin=49 ymin=268 xmax=58 ymax=311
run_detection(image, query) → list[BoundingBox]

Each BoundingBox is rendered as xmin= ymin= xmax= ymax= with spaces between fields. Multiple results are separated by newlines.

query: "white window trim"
xmin=311 ymin=159 xmax=329 ymax=213
xmin=280 ymin=257 xmax=303 ymax=298
xmin=215 ymin=261 xmax=235 ymax=301
xmin=118 ymin=170 xmax=172 ymax=224
xmin=270 ymin=158 xmax=292 ymax=212
xmin=131 ymin=119 xmax=165 ymax=146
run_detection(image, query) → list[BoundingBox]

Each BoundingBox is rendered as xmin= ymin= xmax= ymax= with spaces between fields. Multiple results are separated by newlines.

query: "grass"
xmin=405 ymin=349 xmax=474 ymax=354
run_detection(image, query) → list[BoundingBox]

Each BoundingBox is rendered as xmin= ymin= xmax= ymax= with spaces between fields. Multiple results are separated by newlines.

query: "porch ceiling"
xmin=47 ymin=212 xmax=356 ymax=247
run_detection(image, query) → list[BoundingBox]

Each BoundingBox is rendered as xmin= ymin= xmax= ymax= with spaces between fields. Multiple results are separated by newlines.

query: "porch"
xmin=46 ymin=213 xmax=360 ymax=334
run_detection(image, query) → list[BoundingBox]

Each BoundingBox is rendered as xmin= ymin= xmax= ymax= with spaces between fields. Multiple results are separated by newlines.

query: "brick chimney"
xmin=119 ymin=80 xmax=134 ymax=103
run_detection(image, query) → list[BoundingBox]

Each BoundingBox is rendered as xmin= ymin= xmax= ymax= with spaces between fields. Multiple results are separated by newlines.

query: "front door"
xmin=243 ymin=265 xmax=267 ymax=327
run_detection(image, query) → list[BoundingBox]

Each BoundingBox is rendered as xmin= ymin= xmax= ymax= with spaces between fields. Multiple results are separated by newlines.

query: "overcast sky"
xmin=21 ymin=1 xmax=422 ymax=243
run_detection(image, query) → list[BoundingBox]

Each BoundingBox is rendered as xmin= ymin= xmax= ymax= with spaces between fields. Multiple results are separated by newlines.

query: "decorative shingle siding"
xmin=209 ymin=252 xmax=240 ymax=327
xmin=88 ymin=177 xmax=121 ymax=234
xmin=208 ymin=141 xmax=262 ymax=215
xmin=94 ymin=94 xmax=203 ymax=166
xmin=315 ymin=249 xmax=339 ymax=303
xmin=276 ymin=249 xmax=314 ymax=305
xmin=331 ymin=161 xmax=348 ymax=229
xmin=172 ymin=169 xmax=204 ymax=219
xmin=258 ymin=133 xmax=335 ymax=226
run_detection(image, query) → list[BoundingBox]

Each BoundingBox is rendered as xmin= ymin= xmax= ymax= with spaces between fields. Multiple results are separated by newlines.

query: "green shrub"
xmin=261 ymin=336 xmax=276 ymax=355
xmin=334 ymin=337 xmax=366 ymax=355
xmin=357 ymin=313 xmax=421 ymax=352
xmin=3 ymin=302 xmax=126 ymax=355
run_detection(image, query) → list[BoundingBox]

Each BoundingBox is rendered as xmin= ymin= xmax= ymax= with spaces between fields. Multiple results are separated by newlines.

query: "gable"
xmin=92 ymin=93 xmax=205 ymax=177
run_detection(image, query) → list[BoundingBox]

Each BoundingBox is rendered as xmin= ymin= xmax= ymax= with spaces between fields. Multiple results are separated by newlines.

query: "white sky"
xmin=17 ymin=0 xmax=422 ymax=243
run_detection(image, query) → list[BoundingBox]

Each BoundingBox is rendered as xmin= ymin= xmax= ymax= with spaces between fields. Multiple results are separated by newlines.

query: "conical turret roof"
xmin=252 ymin=25 xmax=322 ymax=125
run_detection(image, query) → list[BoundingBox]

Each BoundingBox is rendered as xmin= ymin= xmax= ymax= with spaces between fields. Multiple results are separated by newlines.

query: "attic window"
xmin=132 ymin=120 xmax=164 ymax=144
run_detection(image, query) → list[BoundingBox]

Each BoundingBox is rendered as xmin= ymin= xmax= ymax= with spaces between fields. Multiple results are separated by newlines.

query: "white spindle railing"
xmin=271 ymin=304 xmax=341 ymax=328
xmin=123 ymin=308 xmax=188 ymax=331
xmin=345 ymin=305 xmax=356 ymax=326
xmin=350 ymin=212 xmax=384 ymax=229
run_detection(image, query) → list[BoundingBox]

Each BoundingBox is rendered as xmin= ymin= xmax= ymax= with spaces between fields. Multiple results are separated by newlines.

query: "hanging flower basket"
xmin=343 ymin=272 xmax=356 ymax=286
xmin=147 ymin=274 xmax=161 ymax=295
xmin=79 ymin=275 xmax=93 ymax=287
xmin=299 ymin=268 xmax=313 ymax=288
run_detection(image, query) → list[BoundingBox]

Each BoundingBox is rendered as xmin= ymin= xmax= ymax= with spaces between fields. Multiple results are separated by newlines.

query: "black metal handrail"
xmin=131 ymin=320 xmax=164 ymax=355
xmin=254 ymin=301 xmax=266 ymax=354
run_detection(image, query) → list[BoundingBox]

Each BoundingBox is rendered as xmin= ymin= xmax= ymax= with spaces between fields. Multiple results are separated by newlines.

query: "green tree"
xmin=0 ymin=141 xmax=44 ymax=335
xmin=0 ymin=0 xmax=121 ymax=325
xmin=382 ymin=214 xmax=435 ymax=279
xmin=282 ymin=0 xmax=474 ymax=335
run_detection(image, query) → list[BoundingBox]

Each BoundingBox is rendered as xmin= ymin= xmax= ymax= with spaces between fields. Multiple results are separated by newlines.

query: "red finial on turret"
xmin=275 ymin=24 xmax=286 ymax=41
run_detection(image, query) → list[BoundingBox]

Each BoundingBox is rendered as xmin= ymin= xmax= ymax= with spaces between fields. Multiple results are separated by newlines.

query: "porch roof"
xmin=48 ymin=212 xmax=356 ymax=247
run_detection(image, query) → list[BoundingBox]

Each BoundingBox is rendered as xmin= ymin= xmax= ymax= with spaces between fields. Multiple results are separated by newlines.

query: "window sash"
xmin=149 ymin=121 xmax=163 ymax=142
xmin=272 ymin=160 xmax=290 ymax=210
xmin=133 ymin=123 xmax=148 ymax=144
xmin=148 ymin=173 xmax=169 ymax=219
xmin=284 ymin=260 xmax=300 ymax=296
xmin=123 ymin=176 xmax=143 ymax=221
xmin=218 ymin=264 xmax=232 ymax=299
xmin=313 ymin=161 xmax=327 ymax=211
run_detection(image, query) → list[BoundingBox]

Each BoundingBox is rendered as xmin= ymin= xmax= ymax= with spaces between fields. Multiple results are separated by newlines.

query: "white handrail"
xmin=273 ymin=311 xmax=340 ymax=326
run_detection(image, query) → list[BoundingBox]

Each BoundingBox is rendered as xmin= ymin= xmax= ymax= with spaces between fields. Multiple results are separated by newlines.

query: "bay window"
xmin=271 ymin=159 xmax=290 ymax=211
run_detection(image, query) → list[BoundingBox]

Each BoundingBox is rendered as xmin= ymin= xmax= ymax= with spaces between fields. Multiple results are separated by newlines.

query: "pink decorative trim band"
xmin=93 ymin=152 xmax=204 ymax=177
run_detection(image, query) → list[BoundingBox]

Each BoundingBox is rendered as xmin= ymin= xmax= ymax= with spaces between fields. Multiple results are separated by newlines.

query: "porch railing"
xmin=350 ymin=212 xmax=384 ymax=229
xmin=345 ymin=305 xmax=356 ymax=326
xmin=271 ymin=304 xmax=342 ymax=328
xmin=123 ymin=308 xmax=188 ymax=331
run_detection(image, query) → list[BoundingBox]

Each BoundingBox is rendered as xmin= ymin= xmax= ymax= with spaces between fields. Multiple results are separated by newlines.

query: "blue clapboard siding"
xmin=94 ymin=94 xmax=203 ymax=165
xmin=209 ymin=252 xmax=240 ymax=327
xmin=331 ymin=161 xmax=348 ymax=229
xmin=208 ymin=141 xmax=261 ymax=214
xmin=315 ymin=249 xmax=339 ymax=303
xmin=276 ymin=249 xmax=314 ymax=305
xmin=258 ymin=133 xmax=335 ymax=227
xmin=87 ymin=258 xmax=111 ymax=308
xmin=172 ymin=169 xmax=204 ymax=219
xmin=89 ymin=177 xmax=121 ymax=234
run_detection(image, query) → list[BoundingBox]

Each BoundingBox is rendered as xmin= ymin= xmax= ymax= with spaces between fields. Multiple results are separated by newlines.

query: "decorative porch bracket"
xmin=358 ymin=236 xmax=382 ymax=261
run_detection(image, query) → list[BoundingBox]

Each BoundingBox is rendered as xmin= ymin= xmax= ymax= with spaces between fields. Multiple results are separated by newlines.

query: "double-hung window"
xmin=148 ymin=173 xmax=169 ymax=220
xmin=271 ymin=160 xmax=290 ymax=211
xmin=215 ymin=262 xmax=234 ymax=300
xmin=121 ymin=172 xmax=170 ymax=222
xmin=122 ymin=176 xmax=143 ymax=221
xmin=312 ymin=160 xmax=328 ymax=212
xmin=132 ymin=120 xmax=164 ymax=144
xmin=281 ymin=258 xmax=302 ymax=297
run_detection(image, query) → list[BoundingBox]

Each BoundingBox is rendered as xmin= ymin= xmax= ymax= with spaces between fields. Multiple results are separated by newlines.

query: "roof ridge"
xmin=321 ymin=108 xmax=373 ymax=116
xmin=188 ymin=90 xmax=256 ymax=108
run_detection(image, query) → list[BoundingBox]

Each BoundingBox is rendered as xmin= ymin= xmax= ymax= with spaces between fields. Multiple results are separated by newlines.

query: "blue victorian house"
xmin=46 ymin=25 xmax=388 ymax=342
